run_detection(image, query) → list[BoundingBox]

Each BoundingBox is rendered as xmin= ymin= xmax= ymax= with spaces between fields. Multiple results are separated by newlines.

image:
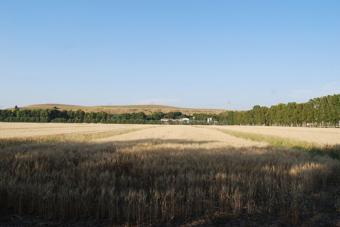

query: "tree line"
xmin=1 ymin=94 xmax=339 ymax=127
xmin=0 ymin=107 xmax=187 ymax=124
xmin=219 ymin=94 xmax=340 ymax=127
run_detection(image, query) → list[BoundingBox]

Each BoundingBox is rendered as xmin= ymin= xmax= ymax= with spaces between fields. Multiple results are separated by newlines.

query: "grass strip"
xmin=219 ymin=129 xmax=340 ymax=160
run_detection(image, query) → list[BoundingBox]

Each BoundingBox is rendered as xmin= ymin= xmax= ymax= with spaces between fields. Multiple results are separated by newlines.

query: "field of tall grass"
xmin=0 ymin=124 xmax=339 ymax=226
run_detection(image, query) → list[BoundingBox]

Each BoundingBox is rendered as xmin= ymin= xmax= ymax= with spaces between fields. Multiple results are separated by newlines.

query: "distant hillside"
xmin=3 ymin=94 xmax=339 ymax=127
xmin=21 ymin=104 xmax=225 ymax=115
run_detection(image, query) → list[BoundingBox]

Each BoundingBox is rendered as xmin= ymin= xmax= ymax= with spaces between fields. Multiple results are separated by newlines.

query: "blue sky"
xmin=1 ymin=0 xmax=339 ymax=110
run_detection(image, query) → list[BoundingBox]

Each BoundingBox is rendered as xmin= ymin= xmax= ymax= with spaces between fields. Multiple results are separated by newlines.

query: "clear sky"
xmin=1 ymin=0 xmax=339 ymax=110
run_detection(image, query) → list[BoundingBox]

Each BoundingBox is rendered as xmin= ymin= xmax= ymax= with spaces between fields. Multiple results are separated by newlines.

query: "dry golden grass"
xmin=0 ymin=123 xmax=340 ymax=226
xmin=22 ymin=104 xmax=225 ymax=115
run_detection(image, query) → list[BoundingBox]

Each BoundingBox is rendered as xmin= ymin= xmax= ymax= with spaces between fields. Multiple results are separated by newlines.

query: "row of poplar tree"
xmin=217 ymin=94 xmax=340 ymax=127
xmin=0 ymin=94 xmax=339 ymax=127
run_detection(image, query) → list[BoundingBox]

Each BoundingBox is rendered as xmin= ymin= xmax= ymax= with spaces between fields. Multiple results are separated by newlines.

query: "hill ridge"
xmin=20 ymin=104 xmax=225 ymax=115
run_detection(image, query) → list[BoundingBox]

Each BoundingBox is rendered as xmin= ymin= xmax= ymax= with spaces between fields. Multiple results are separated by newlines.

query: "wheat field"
xmin=0 ymin=123 xmax=339 ymax=226
xmin=213 ymin=125 xmax=340 ymax=146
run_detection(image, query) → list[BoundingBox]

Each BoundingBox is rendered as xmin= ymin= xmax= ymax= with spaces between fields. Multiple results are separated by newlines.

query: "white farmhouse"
xmin=178 ymin=118 xmax=190 ymax=123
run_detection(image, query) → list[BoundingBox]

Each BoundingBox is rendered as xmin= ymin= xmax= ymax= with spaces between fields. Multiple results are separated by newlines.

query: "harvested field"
xmin=97 ymin=125 xmax=266 ymax=148
xmin=0 ymin=122 xmax=149 ymax=139
xmin=0 ymin=123 xmax=339 ymax=226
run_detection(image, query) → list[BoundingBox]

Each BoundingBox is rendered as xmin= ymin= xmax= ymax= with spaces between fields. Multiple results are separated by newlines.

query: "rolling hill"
xmin=21 ymin=104 xmax=225 ymax=115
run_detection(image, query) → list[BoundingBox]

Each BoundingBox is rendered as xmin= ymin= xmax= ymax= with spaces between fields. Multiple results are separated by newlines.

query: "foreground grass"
xmin=0 ymin=138 xmax=340 ymax=226
xmin=219 ymin=129 xmax=340 ymax=160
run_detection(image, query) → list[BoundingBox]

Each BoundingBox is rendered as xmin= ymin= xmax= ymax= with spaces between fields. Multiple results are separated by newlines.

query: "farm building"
xmin=161 ymin=118 xmax=190 ymax=124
